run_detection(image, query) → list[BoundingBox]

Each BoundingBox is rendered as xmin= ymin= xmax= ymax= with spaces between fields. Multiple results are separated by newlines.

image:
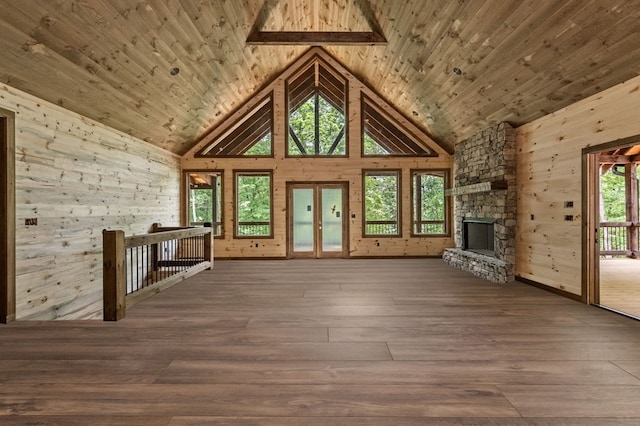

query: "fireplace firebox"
xmin=463 ymin=218 xmax=495 ymax=257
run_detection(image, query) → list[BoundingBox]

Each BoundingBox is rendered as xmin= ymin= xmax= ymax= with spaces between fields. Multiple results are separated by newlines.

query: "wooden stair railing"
xmin=103 ymin=225 xmax=213 ymax=321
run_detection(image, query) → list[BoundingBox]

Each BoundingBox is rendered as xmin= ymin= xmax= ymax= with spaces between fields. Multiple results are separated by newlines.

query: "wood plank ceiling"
xmin=1 ymin=0 xmax=640 ymax=154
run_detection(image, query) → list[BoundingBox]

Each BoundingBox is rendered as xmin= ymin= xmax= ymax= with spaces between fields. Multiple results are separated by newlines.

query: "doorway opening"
xmin=586 ymin=139 xmax=640 ymax=319
xmin=1 ymin=108 xmax=16 ymax=323
xmin=287 ymin=182 xmax=348 ymax=258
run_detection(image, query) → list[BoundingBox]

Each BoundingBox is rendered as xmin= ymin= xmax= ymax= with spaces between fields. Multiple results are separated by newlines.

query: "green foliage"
xmin=237 ymin=174 xmax=271 ymax=223
xmin=418 ymin=174 xmax=445 ymax=221
xmin=289 ymin=94 xmax=345 ymax=155
xmin=189 ymin=189 xmax=213 ymax=224
xmin=600 ymin=169 xmax=626 ymax=221
xmin=363 ymin=133 xmax=390 ymax=155
xmin=243 ymin=134 xmax=272 ymax=156
xmin=364 ymin=173 xmax=398 ymax=221
xmin=413 ymin=172 xmax=445 ymax=234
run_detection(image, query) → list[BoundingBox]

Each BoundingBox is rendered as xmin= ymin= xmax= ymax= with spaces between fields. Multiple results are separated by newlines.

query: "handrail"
xmin=125 ymin=227 xmax=209 ymax=248
xmin=600 ymin=221 xmax=638 ymax=227
xmin=103 ymin=225 xmax=213 ymax=321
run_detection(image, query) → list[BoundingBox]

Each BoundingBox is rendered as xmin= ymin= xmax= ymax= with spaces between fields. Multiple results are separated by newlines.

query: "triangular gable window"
xmin=362 ymin=95 xmax=435 ymax=157
xmin=287 ymin=58 xmax=347 ymax=156
xmin=197 ymin=95 xmax=273 ymax=157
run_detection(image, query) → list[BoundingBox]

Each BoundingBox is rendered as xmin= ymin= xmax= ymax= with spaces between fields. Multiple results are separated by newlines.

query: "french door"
xmin=287 ymin=182 xmax=348 ymax=258
xmin=586 ymin=141 xmax=640 ymax=318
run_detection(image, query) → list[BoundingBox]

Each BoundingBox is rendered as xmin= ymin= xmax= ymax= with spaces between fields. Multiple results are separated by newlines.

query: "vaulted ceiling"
xmin=1 ymin=0 xmax=640 ymax=155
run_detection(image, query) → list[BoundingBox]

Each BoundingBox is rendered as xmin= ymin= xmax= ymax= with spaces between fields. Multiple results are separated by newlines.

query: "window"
xmin=186 ymin=171 xmax=222 ymax=236
xmin=363 ymin=170 xmax=401 ymax=236
xmin=362 ymin=95 xmax=435 ymax=157
xmin=412 ymin=170 xmax=449 ymax=235
xmin=235 ymin=171 xmax=273 ymax=238
xmin=197 ymin=95 xmax=273 ymax=157
xmin=287 ymin=59 xmax=347 ymax=156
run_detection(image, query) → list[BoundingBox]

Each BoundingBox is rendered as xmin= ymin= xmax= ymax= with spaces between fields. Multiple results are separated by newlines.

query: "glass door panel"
xmin=288 ymin=183 xmax=347 ymax=258
xmin=293 ymin=188 xmax=314 ymax=252
xmin=321 ymin=188 xmax=343 ymax=253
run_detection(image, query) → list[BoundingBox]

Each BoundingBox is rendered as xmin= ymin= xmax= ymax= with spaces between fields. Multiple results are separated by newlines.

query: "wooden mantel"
xmin=445 ymin=180 xmax=508 ymax=197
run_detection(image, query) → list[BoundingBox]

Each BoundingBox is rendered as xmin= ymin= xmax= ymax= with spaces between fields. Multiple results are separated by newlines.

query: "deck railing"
xmin=102 ymin=224 xmax=213 ymax=321
xmin=600 ymin=221 xmax=639 ymax=257
xmin=365 ymin=220 xmax=398 ymax=235
xmin=413 ymin=220 xmax=446 ymax=234
xmin=237 ymin=222 xmax=270 ymax=236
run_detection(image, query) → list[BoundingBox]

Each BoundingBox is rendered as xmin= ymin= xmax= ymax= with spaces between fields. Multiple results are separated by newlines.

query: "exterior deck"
xmin=600 ymin=257 xmax=640 ymax=318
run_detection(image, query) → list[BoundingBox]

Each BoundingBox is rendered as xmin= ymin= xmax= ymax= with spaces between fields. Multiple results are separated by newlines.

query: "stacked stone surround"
xmin=442 ymin=122 xmax=516 ymax=283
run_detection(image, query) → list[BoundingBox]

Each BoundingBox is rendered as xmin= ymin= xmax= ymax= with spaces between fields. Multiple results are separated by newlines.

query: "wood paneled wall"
xmin=516 ymin=74 xmax=640 ymax=296
xmin=0 ymin=84 xmax=181 ymax=320
xmin=183 ymin=49 xmax=453 ymax=258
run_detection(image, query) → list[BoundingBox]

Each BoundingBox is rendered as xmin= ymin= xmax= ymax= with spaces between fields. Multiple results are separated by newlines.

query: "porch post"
xmin=625 ymin=163 xmax=638 ymax=257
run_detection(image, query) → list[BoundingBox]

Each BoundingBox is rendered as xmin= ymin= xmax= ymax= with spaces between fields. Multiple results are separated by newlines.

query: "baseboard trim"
xmin=516 ymin=276 xmax=586 ymax=303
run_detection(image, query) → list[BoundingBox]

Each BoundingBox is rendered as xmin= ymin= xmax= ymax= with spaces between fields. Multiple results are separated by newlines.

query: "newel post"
xmin=204 ymin=227 xmax=213 ymax=270
xmin=103 ymin=230 xmax=126 ymax=321
xmin=151 ymin=222 xmax=160 ymax=274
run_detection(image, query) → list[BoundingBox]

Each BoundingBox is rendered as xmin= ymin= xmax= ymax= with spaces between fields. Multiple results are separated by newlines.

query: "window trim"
xmin=362 ymin=169 xmax=402 ymax=238
xmin=184 ymin=170 xmax=224 ymax=239
xmin=410 ymin=169 xmax=451 ymax=237
xmin=233 ymin=170 xmax=274 ymax=239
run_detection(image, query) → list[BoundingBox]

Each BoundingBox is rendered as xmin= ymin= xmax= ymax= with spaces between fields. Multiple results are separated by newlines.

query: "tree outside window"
xmin=235 ymin=171 xmax=272 ymax=237
xmin=412 ymin=170 xmax=448 ymax=235
xmin=288 ymin=94 xmax=346 ymax=156
xmin=363 ymin=170 xmax=400 ymax=236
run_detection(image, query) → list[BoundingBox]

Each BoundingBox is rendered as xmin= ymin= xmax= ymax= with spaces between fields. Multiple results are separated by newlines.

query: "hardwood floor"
xmin=2 ymin=258 xmax=640 ymax=424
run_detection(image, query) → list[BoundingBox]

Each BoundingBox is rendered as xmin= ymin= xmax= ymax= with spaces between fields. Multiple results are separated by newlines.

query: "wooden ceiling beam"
xmin=247 ymin=0 xmax=387 ymax=46
xmin=246 ymin=31 xmax=387 ymax=45
xmin=598 ymin=154 xmax=640 ymax=164
xmin=354 ymin=0 xmax=386 ymax=39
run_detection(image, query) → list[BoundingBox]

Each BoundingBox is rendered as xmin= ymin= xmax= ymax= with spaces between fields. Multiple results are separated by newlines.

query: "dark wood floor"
xmin=2 ymin=258 xmax=640 ymax=425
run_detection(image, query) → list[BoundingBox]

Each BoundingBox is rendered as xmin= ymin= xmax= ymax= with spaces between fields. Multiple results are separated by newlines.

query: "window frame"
xmin=233 ymin=170 xmax=274 ymax=239
xmin=184 ymin=170 xmax=224 ymax=239
xmin=410 ymin=169 xmax=451 ymax=237
xmin=362 ymin=169 xmax=402 ymax=238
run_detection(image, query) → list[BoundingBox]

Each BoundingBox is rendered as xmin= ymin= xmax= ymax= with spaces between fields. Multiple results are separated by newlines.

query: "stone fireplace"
xmin=442 ymin=122 xmax=516 ymax=283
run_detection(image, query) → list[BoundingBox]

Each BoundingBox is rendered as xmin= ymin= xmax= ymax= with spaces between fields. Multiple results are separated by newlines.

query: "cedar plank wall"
xmin=0 ymin=84 xmax=181 ymax=320
xmin=183 ymin=52 xmax=453 ymax=258
xmin=516 ymin=74 xmax=640 ymax=296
